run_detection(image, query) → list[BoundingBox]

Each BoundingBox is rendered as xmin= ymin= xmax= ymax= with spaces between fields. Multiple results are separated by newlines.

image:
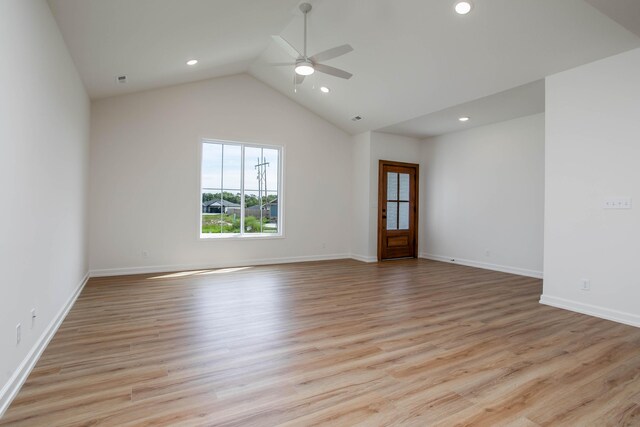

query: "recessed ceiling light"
xmin=320 ymin=86 xmax=330 ymax=93
xmin=455 ymin=1 xmax=473 ymax=15
xmin=459 ymin=116 xmax=470 ymax=122
xmin=186 ymin=59 xmax=198 ymax=66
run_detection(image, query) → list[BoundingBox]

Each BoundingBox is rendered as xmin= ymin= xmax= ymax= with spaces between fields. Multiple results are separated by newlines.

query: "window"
xmin=200 ymin=140 xmax=282 ymax=238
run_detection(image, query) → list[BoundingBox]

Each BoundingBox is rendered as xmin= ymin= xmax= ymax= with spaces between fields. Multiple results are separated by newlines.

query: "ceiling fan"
xmin=272 ymin=2 xmax=354 ymax=85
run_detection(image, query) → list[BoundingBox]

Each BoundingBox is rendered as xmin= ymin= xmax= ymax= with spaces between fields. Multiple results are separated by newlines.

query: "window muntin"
xmin=201 ymin=140 xmax=282 ymax=238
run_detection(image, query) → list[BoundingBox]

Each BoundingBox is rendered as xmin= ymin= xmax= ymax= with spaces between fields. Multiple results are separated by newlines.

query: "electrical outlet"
xmin=31 ymin=308 xmax=37 ymax=329
xmin=16 ymin=323 xmax=21 ymax=344
xmin=142 ymin=250 xmax=149 ymax=258
xmin=580 ymin=279 xmax=591 ymax=291
xmin=603 ymin=197 xmax=632 ymax=209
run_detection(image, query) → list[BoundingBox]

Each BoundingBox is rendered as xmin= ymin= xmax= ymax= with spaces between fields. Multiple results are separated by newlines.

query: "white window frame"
xmin=199 ymin=138 xmax=284 ymax=239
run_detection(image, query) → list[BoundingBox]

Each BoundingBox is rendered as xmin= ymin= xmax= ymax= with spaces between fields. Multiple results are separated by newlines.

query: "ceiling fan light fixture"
xmin=455 ymin=1 xmax=473 ymax=15
xmin=295 ymin=60 xmax=315 ymax=76
xmin=272 ymin=2 xmax=353 ymax=83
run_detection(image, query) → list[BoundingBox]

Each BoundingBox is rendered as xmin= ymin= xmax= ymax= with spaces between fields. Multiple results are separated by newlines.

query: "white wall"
xmin=0 ymin=0 xmax=90 ymax=413
xmin=421 ymin=114 xmax=545 ymax=277
xmin=542 ymin=48 xmax=640 ymax=327
xmin=89 ymin=74 xmax=353 ymax=274
xmin=350 ymin=132 xmax=372 ymax=261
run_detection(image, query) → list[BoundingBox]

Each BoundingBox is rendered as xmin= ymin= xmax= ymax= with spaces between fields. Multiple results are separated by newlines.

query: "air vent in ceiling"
xmin=116 ymin=75 xmax=127 ymax=84
xmin=352 ymin=116 xmax=363 ymax=122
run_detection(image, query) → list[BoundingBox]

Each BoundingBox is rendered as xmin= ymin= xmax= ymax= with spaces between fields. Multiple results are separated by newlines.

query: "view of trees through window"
xmin=201 ymin=141 xmax=280 ymax=237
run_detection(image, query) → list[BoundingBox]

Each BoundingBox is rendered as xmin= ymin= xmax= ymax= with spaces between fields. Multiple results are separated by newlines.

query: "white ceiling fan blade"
xmin=295 ymin=74 xmax=306 ymax=85
xmin=271 ymin=35 xmax=302 ymax=59
xmin=310 ymin=44 xmax=353 ymax=63
xmin=315 ymin=63 xmax=353 ymax=79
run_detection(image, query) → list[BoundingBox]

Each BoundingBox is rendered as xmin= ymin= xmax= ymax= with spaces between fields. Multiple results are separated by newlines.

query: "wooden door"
xmin=378 ymin=161 xmax=419 ymax=260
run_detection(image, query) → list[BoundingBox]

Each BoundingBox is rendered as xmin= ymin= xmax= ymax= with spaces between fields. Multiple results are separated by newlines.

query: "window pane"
xmin=387 ymin=172 xmax=398 ymax=200
xmin=244 ymin=190 xmax=264 ymax=233
xmin=244 ymin=147 xmax=262 ymax=191
xmin=202 ymin=191 xmax=223 ymax=234
xmin=220 ymin=191 xmax=241 ymax=234
xmin=399 ymin=173 xmax=410 ymax=201
xmin=386 ymin=201 xmax=398 ymax=230
xmin=202 ymin=143 xmax=222 ymax=190
xmin=222 ymin=144 xmax=242 ymax=190
xmin=399 ymin=202 xmax=409 ymax=230
xmin=264 ymin=191 xmax=278 ymax=234
xmin=263 ymin=148 xmax=279 ymax=192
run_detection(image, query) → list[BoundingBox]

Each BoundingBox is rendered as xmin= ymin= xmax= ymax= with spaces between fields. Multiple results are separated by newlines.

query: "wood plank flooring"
xmin=2 ymin=259 xmax=640 ymax=426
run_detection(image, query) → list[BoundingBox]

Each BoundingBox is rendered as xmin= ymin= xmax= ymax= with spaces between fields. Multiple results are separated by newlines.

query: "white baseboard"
xmin=350 ymin=254 xmax=378 ymax=263
xmin=90 ymin=253 xmax=355 ymax=277
xmin=540 ymin=295 xmax=640 ymax=328
xmin=420 ymin=253 xmax=543 ymax=279
xmin=0 ymin=272 xmax=89 ymax=418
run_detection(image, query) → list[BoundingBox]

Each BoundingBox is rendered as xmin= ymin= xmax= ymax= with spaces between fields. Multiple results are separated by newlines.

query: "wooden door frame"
xmin=377 ymin=160 xmax=420 ymax=261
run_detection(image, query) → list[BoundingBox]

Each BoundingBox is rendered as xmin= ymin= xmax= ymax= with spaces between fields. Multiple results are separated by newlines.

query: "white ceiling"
xmin=585 ymin=0 xmax=640 ymax=38
xmin=47 ymin=0 xmax=301 ymax=99
xmin=378 ymin=80 xmax=545 ymax=139
xmin=48 ymin=0 xmax=640 ymax=135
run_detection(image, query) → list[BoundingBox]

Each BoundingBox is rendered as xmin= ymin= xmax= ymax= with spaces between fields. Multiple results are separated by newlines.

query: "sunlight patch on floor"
xmin=147 ymin=266 xmax=252 ymax=279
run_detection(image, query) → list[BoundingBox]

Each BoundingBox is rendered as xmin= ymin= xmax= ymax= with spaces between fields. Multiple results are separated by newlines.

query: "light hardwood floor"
xmin=2 ymin=259 xmax=640 ymax=426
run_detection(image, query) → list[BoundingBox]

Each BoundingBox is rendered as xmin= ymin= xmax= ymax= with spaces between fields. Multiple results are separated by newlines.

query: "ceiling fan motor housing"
xmin=295 ymin=59 xmax=315 ymax=76
xmin=299 ymin=3 xmax=312 ymax=14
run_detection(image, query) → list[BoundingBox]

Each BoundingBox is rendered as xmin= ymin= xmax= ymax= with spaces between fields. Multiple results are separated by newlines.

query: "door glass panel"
xmin=399 ymin=173 xmax=410 ymax=201
xmin=399 ymin=202 xmax=409 ymax=230
xmin=387 ymin=172 xmax=398 ymax=200
xmin=386 ymin=202 xmax=398 ymax=230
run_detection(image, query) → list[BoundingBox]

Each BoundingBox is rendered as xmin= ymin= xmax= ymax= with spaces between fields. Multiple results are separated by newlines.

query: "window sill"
xmin=199 ymin=233 xmax=285 ymax=241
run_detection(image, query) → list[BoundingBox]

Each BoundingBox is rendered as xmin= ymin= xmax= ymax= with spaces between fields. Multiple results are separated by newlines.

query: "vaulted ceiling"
xmin=48 ymin=0 xmax=640 ymax=137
